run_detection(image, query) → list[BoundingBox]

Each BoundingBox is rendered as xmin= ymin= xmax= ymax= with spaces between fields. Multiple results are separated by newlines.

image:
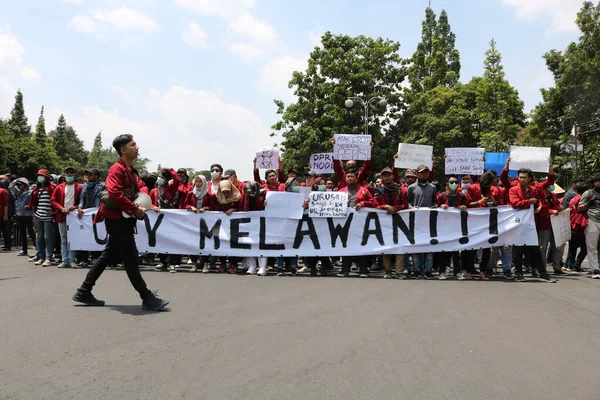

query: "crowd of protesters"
xmin=1 ymin=139 xmax=599 ymax=284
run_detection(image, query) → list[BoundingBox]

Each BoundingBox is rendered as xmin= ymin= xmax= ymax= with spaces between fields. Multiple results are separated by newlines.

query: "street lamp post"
xmin=344 ymin=96 xmax=387 ymax=135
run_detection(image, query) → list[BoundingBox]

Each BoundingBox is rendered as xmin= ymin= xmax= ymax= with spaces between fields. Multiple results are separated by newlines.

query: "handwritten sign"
xmin=509 ymin=146 xmax=551 ymax=173
xmin=445 ymin=148 xmax=485 ymax=175
xmin=551 ymin=209 xmax=571 ymax=247
xmin=265 ymin=192 xmax=305 ymax=219
xmin=308 ymin=191 xmax=348 ymax=218
xmin=333 ymin=134 xmax=371 ymax=161
xmin=394 ymin=143 xmax=433 ymax=169
xmin=310 ymin=153 xmax=334 ymax=174
xmin=256 ymin=147 xmax=279 ymax=170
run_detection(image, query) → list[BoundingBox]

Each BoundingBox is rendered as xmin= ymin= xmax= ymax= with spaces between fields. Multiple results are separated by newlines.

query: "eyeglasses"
xmin=211 ymin=169 xmax=220 ymax=173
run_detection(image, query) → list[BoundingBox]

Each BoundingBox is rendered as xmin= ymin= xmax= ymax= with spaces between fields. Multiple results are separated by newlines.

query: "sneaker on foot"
xmin=247 ymin=267 xmax=257 ymax=275
xmin=438 ymin=273 xmax=447 ymax=280
xmin=72 ymin=290 xmax=105 ymax=306
xmin=202 ymin=265 xmax=210 ymax=274
xmin=257 ymin=267 xmax=267 ymax=276
xmin=337 ymin=272 xmax=349 ymax=277
xmin=42 ymin=260 xmax=52 ymax=267
xmin=516 ymin=273 xmax=526 ymax=282
xmin=360 ymin=274 xmax=368 ymax=278
xmin=154 ymin=263 xmax=166 ymax=272
xmin=187 ymin=258 xmax=193 ymax=265
xmin=296 ymin=266 xmax=308 ymax=274
xmin=591 ymin=270 xmax=600 ymax=279
xmin=34 ymin=259 xmax=44 ymax=265
xmin=228 ymin=265 xmax=238 ymax=274
xmin=383 ymin=274 xmax=392 ymax=279
xmin=456 ymin=273 xmax=466 ymax=281
xmin=29 ymin=256 xmax=39 ymax=262
xmin=218 ymin=265 xmax=227 ymax=273
xmin=17 ymin=251 xmax=28 ymax=257
xmin=425 ymin=271 xmax=434 ymax=280
xmin=72 ymin=263 xmax=81 ymax=269
xmin=288 ymin=267 xmax=297 ymax=276
xmin=142 ymin=291 xmax=169 ymax=311
xmin=553 ymin=270 xmax=566 ymax=275
xmin=539 ymin=274 xmax=557 ymax=283
xmin=190 ymin=266 xmax=197 ymax=272
xmin=531 ymin=271 xmax=540 ymax=278
xmin=57 ymin=262 xmax=70 ymax=268
xmin=169 ymin=265 xmax=178 ymax=273
xmin=503 ymin=271 xmax=516 ymax=280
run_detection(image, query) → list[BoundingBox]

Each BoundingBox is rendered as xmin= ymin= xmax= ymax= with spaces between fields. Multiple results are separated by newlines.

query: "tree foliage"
xmin=8 ymin=90 xmax=30 ymax=139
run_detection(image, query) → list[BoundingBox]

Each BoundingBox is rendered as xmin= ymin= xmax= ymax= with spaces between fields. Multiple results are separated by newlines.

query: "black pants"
xmin=342 ymin=256 xmax=368 ymax=275
xmin=159 ymin=254 xmax=182 ymax=266
xmin=566 ymin=234 xmax=587 ymax=269
xmin=305 ymin=257 xmax=332 ymax=276
xmin=16 ymin=216 xmax=35 ymax=253
xmin=462 ymin=249 xmax=491 ymax=275
xmin=80 ymin=218 xmax=151 ymax=299
xmin=445 ymin=251 xmax=462 ymax=276
xmin=0 ymin=217 xmax=13 ymax=249
xmin=513 ymin=245 xmax=545 ymax=276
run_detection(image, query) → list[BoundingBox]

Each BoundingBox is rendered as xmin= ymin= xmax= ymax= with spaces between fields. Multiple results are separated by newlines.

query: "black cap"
xmin=222 ymin=169 xmax=236 ymax=178
xmin=593 ymin=173 xmax=600 ymax=182
xmin=64 ymin=166 xmax=76 ymax=173
xmin=177 ymin=168 xmax=188 ymax=176
xmin=288 ymin=168 xmax=299 ymax=176
xmin=416 ymin=164 xmax=429 ymax=173
xmin=85 ymin=168 xmax=101 ymax=176
xmin=306 ymin=170 xmax=317 ymax=177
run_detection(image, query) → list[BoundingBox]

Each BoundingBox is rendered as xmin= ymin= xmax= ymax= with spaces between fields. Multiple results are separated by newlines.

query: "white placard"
xmin=509 ymin=146 xmax=551 ymax=173
xmin=395 ymin=143 xmax=433 ymax=169
xmin=264 ymin=191 xmax=305 ymax=219
xmin=299 ymin=186 xmax=312 ymax=199
xmin=308 ymin=192 xmax=348 ymax=218
xmin=255 ymin=147 xmax=280 ymax=170
xmin=333 ymin=134 xmax=371 ymax=161
xmin=551 ymin=209 xmax=571 ymax=247
xmin=445 ymin=148 xmax=485 ymax=175
xmin=310 ymin=153 xmax=334 ymax=174
xmin=68 ymin=207 xmax=539 ymax=257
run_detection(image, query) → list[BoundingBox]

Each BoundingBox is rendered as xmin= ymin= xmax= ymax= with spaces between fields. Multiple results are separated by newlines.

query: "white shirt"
xmin=64 ymin=184 xmax=75 ymax=209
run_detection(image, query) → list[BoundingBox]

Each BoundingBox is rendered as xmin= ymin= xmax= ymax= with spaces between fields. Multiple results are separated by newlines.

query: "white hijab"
xmin=192 ymin=175 xmax=208 ymax=205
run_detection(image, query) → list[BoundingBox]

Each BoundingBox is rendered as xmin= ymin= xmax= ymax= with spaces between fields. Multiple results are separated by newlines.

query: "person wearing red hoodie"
xmin=242 ymin=180 xmax=269 ymax=276
xmin=73 ymin=134 xmax=168 ymax=311
xmin=26 ymin=169 xmax=56 ymax=266
xmin=51 ymin=166 xmax=83 ymax=269
xmin=331 ymin=138 xmax=374 ymax=190
xmin=151 ymin=168 xmax=182 ymax=273
xmin=536 ymin=183 xmax=565 ymax=275
xmin=509 ymin=168 xmax=556 ymax=283
xmin=0 ymin=181 xmax=9 ymax=251
xmin=336 ymin=169 xmax=374 ymax=278
xmin=255 ymin=166 xmax=285 ymax=192
xmin=183 ymin=175 xmax=210 ymax=273
xmin=565 ymin=182 xmax=589 ymax=272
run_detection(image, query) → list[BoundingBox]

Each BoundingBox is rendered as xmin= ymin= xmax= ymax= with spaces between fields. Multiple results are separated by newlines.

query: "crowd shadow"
xmin=0 ymin=276 xmax=22 ymax=281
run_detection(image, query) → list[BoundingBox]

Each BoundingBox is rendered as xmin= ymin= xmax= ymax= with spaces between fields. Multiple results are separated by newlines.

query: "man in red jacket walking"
xmin=73 ymin=134 xmax=169 ymax=310
xmin=51 ymin=166 xmax=82 ymax=268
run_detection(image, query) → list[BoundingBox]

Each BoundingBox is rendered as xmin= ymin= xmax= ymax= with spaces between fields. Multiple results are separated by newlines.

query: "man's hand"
xmin=370 ymin=140 xmax=374 ymax=148
xmin=191 ymin=207 xmax=198 ymax=213
xmin=393 ymin=152 xmax=398 ymax=159
xmin=77 ymin=208 xmax=84 ymax=219
xmin=384 ymin=205 xmax=397 ymax=214
xmin=478 ymin=197 xmax=488 ymax=206
xmin=535 ymin=207 xmax=541 ymax=214
xmin=440 ymin=204 xmax=449 ymax=209
xmin=152 ymin=206 xmax=160 ymax=213
xmin=69 ymin=205 xmax=77 ymax=211
xmin=355 ymin=203 xmax=362 ymax=211
xmin=505 ymin=156 xmax=511 ymax=167
xmin=529 ymin=198 xmax=538 ymax=205
xmin=330 ymin=138 xmax=336 ymax=145
xmin=198 ymin=207 xmax=206 ymax=213
xmin=225 ymin=208 xmax=235 ymax=216
xmin=551 ymin=209 xmax=559 ymax=216
xmin=61 ymin=207 xmax=69 ymax=214
xmin=459 ymin=205 xmax=467 ymax=210
xmin=134 ymin=207 xmax=145 ymax=219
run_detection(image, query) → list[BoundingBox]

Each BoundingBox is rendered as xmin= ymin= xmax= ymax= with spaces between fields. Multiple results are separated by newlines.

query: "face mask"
xmin=449 ymin=183 xmax=458 ymax=190
xmin=317 ymin=185 xmax=326 ymax=191
xmin=461 ymin=183 xmax=470 ymax=191
xmin=548 ymin=185 xmax=555 ymax=192
xmin=65 ymin=176 xmax=75 ymax=183
xmin=37 ymin=176 xmax=46 ymax=183
xmin=211 ymin=171 xmax=220 ymax=179
xmin=157 ymin=177 xmax=165 ymax=186
xmin=292 ymin=186 xmax=300 ymax=193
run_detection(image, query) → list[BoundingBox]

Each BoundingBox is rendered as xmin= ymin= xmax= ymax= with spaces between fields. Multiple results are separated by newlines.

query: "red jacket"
xmin=244 ymin=191 xmax=266 ymax=211
xmin=0 ymin=188 xmax=7 ymax=216
xmin=149 ymin=169 xmax=181 ymax=209
xmin=501 ymin=168 xmax=555 ymax=190
xmin=51 ymin=182 xmax=83 ymax=223
xmin=374 ymin=186 xmax=407 ymax=210
xmin=94 ymin=159 xmax=143 ymax=222
xmin=334 ymin=159 xmax=372 ymax=190
xmin=254 ymin=169 xmax=285 ymax=192
xmin=26 ymin=184 xmax=57 ymax=214
xmin=536 ymin=190 xmax=562 ymax=230
xmin=182 ymin=191 xmax=209 ymax=210
xmin=466 ymin=184 xmax=503 ymax=208
xmin=509 ymin=184 xmax=542 ymax=210
xmin=437 ymin=191 xmax=466 ymax=207
xmin=338 ymin=185 xmax=374 ymax=208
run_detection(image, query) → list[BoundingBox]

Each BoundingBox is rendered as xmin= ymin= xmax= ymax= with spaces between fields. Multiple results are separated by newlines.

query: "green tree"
xmin=50 ymin=114 xmax=69 ymax=159
xmin=271 ymin=32 xmax=407 ymax=175
xmin=407 ymin=7 xmax=461 ymax=95
xmin=8 ymin=90 xmax=31 ymax=138
xmin=34 ymin=106 xmax=47 ymax=146
xmin=49 ymin=114 xmax=88 ymax=171
xmin=0 ymin=119 xmax=10 ymax=171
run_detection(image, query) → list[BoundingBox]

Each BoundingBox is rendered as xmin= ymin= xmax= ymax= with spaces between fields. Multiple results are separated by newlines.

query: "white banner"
xmin=310 ymin=153 xmax=334 ymax=174
xmin=395 ymin=143 xmax=433 ymax=169
xmin=445 ymin=147 xmax=485 ymax=175
xmin=509 ymin=146 xmax=551 ymax=173
xmin=308 ymin=192 xmax=348 ymax=218
xmin=551 ymin=209 xmax=571 ymax=247
xmin=265 ymin=192 xmax=305 ymax=219
xmin=67 ymin=207 xmax=539 ymax=257
xmin=255 ymin=147 xmax=279 ymax=170
xmin=333 ymin=134 xmax=371 ymax=161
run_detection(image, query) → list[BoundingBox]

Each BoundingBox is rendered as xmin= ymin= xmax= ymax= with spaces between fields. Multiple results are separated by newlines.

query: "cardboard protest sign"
xmin=310 ymin=153 xmax=334 ymax=174
xmin=308 ymin=191 xmax=348 ymax=218
xmin=509 ymin=146 xmax=551 ymax=173
xmin=333 ymin=134 xmax=371 ymax=161
xmin=445 ymin=148 xmax=485 ymax=175
xmin=485 ymin=152 xmax=517 ymax=177
xmin=551 ymin=209 xmax=571 ymax=247
xmin=255 ymin=148 xmax=279 ymax=170
xmin=394 ymin=143 xmax=433 ymax=169
xmin=264 ymin=192 xmax=305 ymax=219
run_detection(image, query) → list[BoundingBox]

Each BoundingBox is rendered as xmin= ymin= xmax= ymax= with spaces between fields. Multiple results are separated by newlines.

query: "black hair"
xmin=517 ymin=168 xmax=534 ymax=179
xmin=210 ymin=163 xmax=223 ymax=173
xmin=432 ymin=180 xmax=442 ymax=192
xmin=159 ymin=169 xmax=171 ymax=180
xmin=575 ymin=181 xmax=588 ymax=194
xmin=572 ymin=177 xmax=585 ymax=185
xmin=112 ymin=134 xmax=133 ymax=155
xmin=480 ymin=171 xmax=495 ymax=187
xmin=265 ymin=169 xmax=276 ymax=179
xmin=141 ymin=174 xmax=157 ymax=189
xmin=447 ymin=174 xmax=458 ymax=180
xmin=346 ymin=168 xmax=358 ymax=177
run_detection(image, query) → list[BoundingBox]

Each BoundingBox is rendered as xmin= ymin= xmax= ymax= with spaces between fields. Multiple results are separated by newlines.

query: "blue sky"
xmin=0 ymin=0 xmax=587 ymax=179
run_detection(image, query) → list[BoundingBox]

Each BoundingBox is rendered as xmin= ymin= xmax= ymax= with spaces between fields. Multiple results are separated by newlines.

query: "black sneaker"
xmin=142 ymin=291 xmax=169 ymax=311
xmin=288 ymin=267 xmax=297 ymax=276
xmin=17 ymin=251 xmax=28 ymax=256
xmin=411 ymin=273 xmax=420 ymax=280
xmin=553 ymin=270 xmax=566 ymax=275
xmin=503 ymin=271 xmax=516 ymax=281
xmin=72 ymin=290 xmax=105 ymax=306
xmin=539 ymin=274 xmax=557 ymax=283
xmin=425 ymin=271 xmax=434 ymax=280
xmin=516 ymin=274 xmax=526 ymax=282
xmin=277 ymin=269 xmax=285 ymax=276
xmin=531 ymin=271 xmax=540 ymax=278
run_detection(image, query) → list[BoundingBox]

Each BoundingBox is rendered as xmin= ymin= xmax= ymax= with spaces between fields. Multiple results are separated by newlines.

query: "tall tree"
xmin=8 ymin=90 xmax=31 ymax=138
xmin=473 ymin=39 xmax=525 ymax=151
xmin=271 ymin=32 xmax=407 ymax=175
xmin=52 ymin=114 xmax=69 ymax=158
xmin=407 ymin=7 xmax=461 ymax=95
xmin=34 ymin=106 xmax=47 ymax=145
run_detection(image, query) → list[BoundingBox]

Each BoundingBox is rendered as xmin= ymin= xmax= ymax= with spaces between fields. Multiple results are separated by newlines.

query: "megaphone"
xmin=122 ymin=191 xmax=152 ymax=218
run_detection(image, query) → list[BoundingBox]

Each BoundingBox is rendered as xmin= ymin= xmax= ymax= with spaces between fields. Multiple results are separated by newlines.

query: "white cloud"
xmin=0 ymin=30 xmax=24 ymax=73
xmin=62 ymin=0 xmax=86 ymax=4
xmin=181 ymin=22 xmax=208 ymax=48
xmin=500 ymin=0 xmax=583 ymax=34
xmin=229 ymin=43 xmax=263 ymax=63
xmin=172 ymin=0 xmax=255 ymax=19
xmin=110 ymin=84 xmax=132 ymax=104
xmin=92 ymin=7 xmax=159 ymax=32
xmin=255 ymin=56 xmax=305 ymax=103
xmin=68 ymin=15 xmax=96 ymax=33
xmin=20 ymin=65 xmax=41 ymax=81
xmin=0 ymin=76 xmax=17 ymax=119
xmin=229 ymin=13 xmax=277 ymax=46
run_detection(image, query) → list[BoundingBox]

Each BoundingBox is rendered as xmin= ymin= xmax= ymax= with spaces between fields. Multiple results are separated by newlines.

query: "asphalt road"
xmin=1 ymin=252 xmax=600 ymax=400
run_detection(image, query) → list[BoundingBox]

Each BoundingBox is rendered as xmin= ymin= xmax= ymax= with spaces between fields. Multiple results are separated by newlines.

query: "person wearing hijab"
xmin=183 ymin=175 xmax=210 ymax=272
xmin=242 ymin=180 xmax=269 ymax=276
xmin=213 ymin=180 xmax=242 ymax=274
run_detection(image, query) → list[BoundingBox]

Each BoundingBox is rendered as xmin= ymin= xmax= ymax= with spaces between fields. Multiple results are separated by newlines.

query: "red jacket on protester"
xmin=338 ymin=185 xmax=374 ymax=208
xmin=509 ymin=184 xmax=542 ymax=210
xmin=374 ymin=186 xmax=407 ymax=210
xmin=536 ymin=190 xmax=562 ymax=230
xmin=244 ymin=191 xmax=266 ymax=211
xmin=0 ymin=188 xmax=8 ymax=216
xmin=501 ymin=168 xmax=556 ymax=190
xmin=50 ymin=182 xmax=83 ymax=223
xmin=94 ymin=159 xmax=144 ymax=223
xmin=182 ymin=191 xmax=209 ymax=210
xmin=26 ymin=184 xmax=58 ymax=214
xmin=569 ymin=194 xmax=588 ymax=235
xmin=254 ymin=169 xmax=285 ymax=192
xmin=437 ymin=191 xmax=466 ymax=207
xmin=466 ymin=184 xmax=504 ymax=208
xmin=149 ymin=169 xmax=181 ymax=208
xmin=334 ymin=159 xmax=372 ymax=190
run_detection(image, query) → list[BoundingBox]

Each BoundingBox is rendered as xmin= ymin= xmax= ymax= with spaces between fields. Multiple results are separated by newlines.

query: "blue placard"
xmin=484 ymin=152 xmax=517 ymax=177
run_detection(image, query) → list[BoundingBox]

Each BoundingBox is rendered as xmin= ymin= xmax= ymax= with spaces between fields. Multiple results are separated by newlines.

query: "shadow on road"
xmin=0 ymin=276 xmax=22 ymax=281
xmin=106 ymin=304 xmax=171 ymax=316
